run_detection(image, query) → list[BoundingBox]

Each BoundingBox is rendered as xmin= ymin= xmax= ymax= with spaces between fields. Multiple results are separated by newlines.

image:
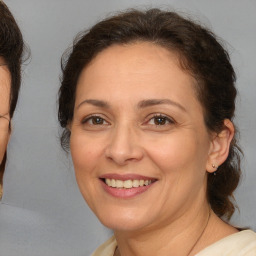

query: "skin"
xmin=0 ymin=57 xmax=11 ymax=164
xmin=70 ymin=42 xmax=237 ymax=255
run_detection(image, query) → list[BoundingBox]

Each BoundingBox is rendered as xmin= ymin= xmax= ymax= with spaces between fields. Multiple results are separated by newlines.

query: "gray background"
xmin=0 ymin=0 xmax=255 ymax=255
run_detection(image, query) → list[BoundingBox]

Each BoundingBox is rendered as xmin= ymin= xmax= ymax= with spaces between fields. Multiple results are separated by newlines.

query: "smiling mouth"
xmin=103 ymin=178 xmax=156 ymax=189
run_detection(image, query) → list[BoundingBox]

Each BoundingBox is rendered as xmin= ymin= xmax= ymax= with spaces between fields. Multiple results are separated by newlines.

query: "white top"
xmin=91 ymin=230 xmax=256 ymax=256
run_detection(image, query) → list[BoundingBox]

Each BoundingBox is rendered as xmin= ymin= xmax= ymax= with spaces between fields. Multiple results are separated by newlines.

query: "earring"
xmin=212 ymin=164 xmax=218 ymax=176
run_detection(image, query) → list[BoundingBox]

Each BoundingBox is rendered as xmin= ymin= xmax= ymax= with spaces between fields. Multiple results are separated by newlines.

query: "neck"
xmin=114 ymin=202 xmax=211 ymax=256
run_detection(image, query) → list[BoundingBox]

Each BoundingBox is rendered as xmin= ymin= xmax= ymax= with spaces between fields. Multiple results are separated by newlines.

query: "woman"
xmin=58 ymin=9 xmax=256 ymax=255
xmin=0 ymin=1 xmax=25 ymax=199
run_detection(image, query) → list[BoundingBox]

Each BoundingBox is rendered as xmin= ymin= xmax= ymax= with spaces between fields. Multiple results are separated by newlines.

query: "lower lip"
xmin=101 ymin=180 xmax=155 ymax=199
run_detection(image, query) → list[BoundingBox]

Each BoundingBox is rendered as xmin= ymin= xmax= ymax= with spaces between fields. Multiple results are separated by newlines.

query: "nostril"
xmin=105 ymin=145 xmax=144 ymax=165
xmin=104 ymin=128 xmax=144 ymax=165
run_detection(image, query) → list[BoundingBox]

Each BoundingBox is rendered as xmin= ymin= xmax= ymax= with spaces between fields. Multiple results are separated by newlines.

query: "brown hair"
xmin=0 ymin=1 xmax=25 ymax=195
xmin=58 ymin=8 xmax=242 ymax=219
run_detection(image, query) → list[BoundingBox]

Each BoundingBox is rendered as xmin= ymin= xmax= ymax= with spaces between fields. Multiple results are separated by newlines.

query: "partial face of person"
xmin=70 ymin=42 xmax=214 ymax=232
xmin=0 ymin=57 xmax=11 ymax=164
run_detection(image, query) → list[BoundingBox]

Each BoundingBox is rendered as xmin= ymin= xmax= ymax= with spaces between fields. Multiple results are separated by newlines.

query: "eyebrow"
xmin=138 ymin=99 xmax=186 ymax=112
xmin=77 ymin=98 xmax=186 ymax=112
xmin=77 ymin=99 xmax=110 ymax=109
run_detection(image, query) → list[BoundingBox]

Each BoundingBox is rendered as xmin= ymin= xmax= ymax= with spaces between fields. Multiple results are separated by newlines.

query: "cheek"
xmin=144 ymin=132 xmax=210 ymax=212
xmin=70 ymin=132 xmax=103 ymax=207
xmin=144 ymin=131 xmax=210 ymax=176
xmin=70 ymin=132 xmax=104 ymax=177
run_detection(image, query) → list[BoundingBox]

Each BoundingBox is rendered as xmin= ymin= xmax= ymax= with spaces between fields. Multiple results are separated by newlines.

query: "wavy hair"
xmin=58 ymin=8 xmax=242 ymax=219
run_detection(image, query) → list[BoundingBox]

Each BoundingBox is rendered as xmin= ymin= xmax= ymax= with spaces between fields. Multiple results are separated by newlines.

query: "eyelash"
xmin=145 ymin=114 xmax=175 ymax=127
xmin=81 ymin=115 xmax=109 ymax=126
xmin=81 ymin=114 xmax=175 ymax=128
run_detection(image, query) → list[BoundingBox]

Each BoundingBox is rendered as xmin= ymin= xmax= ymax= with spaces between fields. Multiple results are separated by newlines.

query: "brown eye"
xmin=82 ymin=115 xmax=108 ymax=126
xmin=154 ymin=116 xmax=168 ymax=125
xmin=91 ymin=117 xmax=104 ymax=125
xmin=147 ymin=115 xmax=174 ymax=126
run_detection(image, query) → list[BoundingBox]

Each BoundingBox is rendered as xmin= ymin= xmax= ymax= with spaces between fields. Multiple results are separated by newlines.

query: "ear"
xmin=206 ymin=119 xmax=235 ymax=173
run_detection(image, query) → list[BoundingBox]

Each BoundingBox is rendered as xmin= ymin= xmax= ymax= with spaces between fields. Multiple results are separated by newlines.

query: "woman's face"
xmin=0 ymin=57 xmax=11 ymax=164
xmin=70 ymin=42 xmax=214 ymax=232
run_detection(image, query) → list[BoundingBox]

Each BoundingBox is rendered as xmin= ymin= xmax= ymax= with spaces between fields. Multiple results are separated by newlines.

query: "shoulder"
xmin=196 ymin=230 xmax=256 ymax=256
xmin=91 ymin=236 xmax=117 ymax=256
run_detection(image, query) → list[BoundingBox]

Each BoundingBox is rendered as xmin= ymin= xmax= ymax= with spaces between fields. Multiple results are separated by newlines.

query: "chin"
xmin=93 ymin=205 xmax=156 ymax=232
xmin=100 ymin=216 xmax=149 ymax=232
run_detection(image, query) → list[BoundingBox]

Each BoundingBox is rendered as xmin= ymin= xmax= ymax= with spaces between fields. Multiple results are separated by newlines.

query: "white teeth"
xmin=111 ymin=179 xmax=116 ymax=188
xmin=124 ymin=180 xmax=133 ymax=189
xmin=133 ymin=180 xmax=139 ymax=187
xmin=116 ymin=180 xmax=123 ymax=188
xmin=104 ymin=178 xmax=153 ymax=188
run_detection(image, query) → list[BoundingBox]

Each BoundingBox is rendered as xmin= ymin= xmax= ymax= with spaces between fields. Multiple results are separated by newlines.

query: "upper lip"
xmin=99 ymin=173 xmax=157 ymax=181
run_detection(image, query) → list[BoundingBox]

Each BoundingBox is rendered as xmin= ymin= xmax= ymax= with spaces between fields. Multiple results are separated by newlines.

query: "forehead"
xmin=85 ymin=42 xmax=182 ymax=77
xmin=76 ymin=42 xmax=198 ymax=104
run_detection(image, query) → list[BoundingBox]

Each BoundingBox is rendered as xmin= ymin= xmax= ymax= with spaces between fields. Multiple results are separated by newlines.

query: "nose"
xmin=105 ymin=125 xmax=144 ymax=165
